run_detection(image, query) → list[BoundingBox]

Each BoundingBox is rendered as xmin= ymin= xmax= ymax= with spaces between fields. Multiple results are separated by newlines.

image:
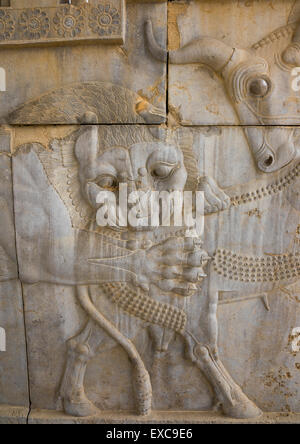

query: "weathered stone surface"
xmin=186 ymin=125 xmax=300 ymax=414
xmin=8 ymin=123 xmax=299 ymax=420
xmin=11 ymin=1 xmax=58 ymax=7
xmin=0 ymin=0 xmax=299 ymax=425
xmin=0 ymin=1 xmax=126 ymax=47
xmin=0 ymin=281 xmax=29 ymax=408
xmin=0 ymin=0 xmax=167 ymax=124
xmin=146 ymin=0 xmax=300 ymax=126
xmin=0 ymin=130 xmax=29 ymax=412
xmin=0 ymin=405 xmax=28 ymax=424
xmin=28 ymin=409 xmax=300 ymax=424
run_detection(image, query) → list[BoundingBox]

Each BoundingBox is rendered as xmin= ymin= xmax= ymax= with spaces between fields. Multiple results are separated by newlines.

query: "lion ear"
xmin=74 ymin=126 xmax=99 ymax=166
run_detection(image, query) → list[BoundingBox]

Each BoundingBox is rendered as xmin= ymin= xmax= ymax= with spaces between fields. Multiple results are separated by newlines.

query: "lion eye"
xmin=150 ymin=162 xmax=178 ymax=179
xmin=248 ymin=77 xmax=270 ymax=98
xmin=96 ymin=175 xmax=118 ymax=190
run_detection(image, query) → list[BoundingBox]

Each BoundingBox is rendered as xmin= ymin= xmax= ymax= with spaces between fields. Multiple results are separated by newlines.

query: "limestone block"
xmin=12 ymin=124 xmax=211 ymax=414
xmin=0 ymin=281 xmax=29 ymax=410
xmin=146 ymin=0 xmax=300 ymax=125
xmin=27 ymin=410 xmax=300 ymax=424
xmin=0 ymin=1 xmax=167 ymax=124
xmin=0 ymin=0 xmax=299 ymax=425
xmin=10 ymin=123 xmax=299 ymax=419
xmin=1 ymin=1 xmax=126 ymax=47
xmin=0 ymin=406 xmax=28 ymax=424
xmin=11 ymin=1 xmax=59 ymax=8
xmin=0 ymin=130 xmax=29 ymax=412
xmin=0 ymin=130 xmax=18 ymax=280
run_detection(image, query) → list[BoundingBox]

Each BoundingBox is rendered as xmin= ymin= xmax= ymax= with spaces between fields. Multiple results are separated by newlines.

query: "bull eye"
xmin=95 ymin=174 xmax=118 ymax=190
xmin=150 ymin=162 xmax=179 ymax=180
xmin=248 ymin=77 xmax=270 ymax=98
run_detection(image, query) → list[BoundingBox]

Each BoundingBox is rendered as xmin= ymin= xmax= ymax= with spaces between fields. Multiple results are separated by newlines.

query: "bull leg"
xmin=184 ymin=286 xmax=262 ymax=419
xmin=187 ymin=341 xmax=262 ymax=419
xmin=148 ymin=325 xmax=175 ymax=408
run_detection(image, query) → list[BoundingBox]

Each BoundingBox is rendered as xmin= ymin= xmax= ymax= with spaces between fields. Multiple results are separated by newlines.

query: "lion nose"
xmin=127 ymin=176 xmax=150 ymax=192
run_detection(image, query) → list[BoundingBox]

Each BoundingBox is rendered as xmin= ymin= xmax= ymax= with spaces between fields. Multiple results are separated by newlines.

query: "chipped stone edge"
xmin=0 ymin=405 xmax=29 ymax=424
xmin=23 ymin=409 xmax=300 ymax=424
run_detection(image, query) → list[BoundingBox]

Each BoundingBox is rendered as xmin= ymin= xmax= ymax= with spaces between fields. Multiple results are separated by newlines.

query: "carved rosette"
xmin=19 ymin=8 xmax=50 ymax=40
xmin=53 ymin=5 xmax=84 ymax=39
xmin=0 ymin=9 xmax=15 ymax=41
xmin=88 ymin=4 xmax=121 ymax=37
xmin=0 ymin=1 xmax=125 ymax=47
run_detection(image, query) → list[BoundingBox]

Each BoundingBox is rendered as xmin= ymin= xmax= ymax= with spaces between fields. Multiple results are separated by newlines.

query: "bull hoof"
xmin=222 ymin=390 xmax=262 ymax=419
xmin=63 ymin=395 xmax=98 ymax=417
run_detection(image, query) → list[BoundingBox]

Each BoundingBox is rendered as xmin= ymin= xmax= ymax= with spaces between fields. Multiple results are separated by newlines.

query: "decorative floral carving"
xmin=19 ymin=8 xmax=50 ymax=40
xmin=53 ymin=6 xmax=84 ymax=39
xmin=0 ymin=9 xmax=15 ymax=41
xmin=88 ymin=4 xmax=121 ymax=36
xmin=0 ymin=2 xmax=125 ymax=45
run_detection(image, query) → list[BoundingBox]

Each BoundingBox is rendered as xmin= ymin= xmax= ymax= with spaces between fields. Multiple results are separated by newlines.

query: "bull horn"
xmin=146 ymin=20 xmax=234 ymax=72
xmin=145 ymin=20 xmax=168 ymax=62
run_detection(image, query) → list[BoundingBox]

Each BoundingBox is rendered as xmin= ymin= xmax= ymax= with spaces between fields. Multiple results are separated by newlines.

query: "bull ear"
xmin=288 ymin=0 xmax=300 ymax=24
xmin=282 ymin=18 xmax=300 ymax=66
xmin=75 ymin=126 xmax=99 ymax=166
xmin=282 ymin=2 xmax=300 ymax=66
xmin=282 ymin=41 xmax=300 ymax=66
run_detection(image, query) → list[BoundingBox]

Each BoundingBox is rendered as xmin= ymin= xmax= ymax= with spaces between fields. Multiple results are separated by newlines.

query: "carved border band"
xmin=0 ymin=1 xmax=126 ymax=47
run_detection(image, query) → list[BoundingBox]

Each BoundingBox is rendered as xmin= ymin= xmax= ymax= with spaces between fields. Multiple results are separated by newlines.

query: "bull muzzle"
xmin=243 ymin=127 xmax=297 ymax=173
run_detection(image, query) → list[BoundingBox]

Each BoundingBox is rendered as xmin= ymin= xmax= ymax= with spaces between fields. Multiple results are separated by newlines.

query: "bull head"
xmin=146 ymin=20 xmax=300 ymax=173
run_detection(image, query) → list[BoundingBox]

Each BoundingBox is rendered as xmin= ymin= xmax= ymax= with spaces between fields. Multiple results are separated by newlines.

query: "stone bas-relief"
xmin=0 ymin=1 xmax=126 ymax=46
xmin=0 ymin=0 xmax=167 ymax=124
xmin=13 ymin=124 xmax=217 ymax=417
xmin=0 ymin=130 xmax=29 ymax=420
xmin=158 ymin=0 xmax=300 ymax=127
xmin=0 ymin=0 xmax=299 ymax=425
xmin=7 ymin=81 xmax=165 ymax=125
xmin=9 ymin=123 xmax=299 ymax=421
